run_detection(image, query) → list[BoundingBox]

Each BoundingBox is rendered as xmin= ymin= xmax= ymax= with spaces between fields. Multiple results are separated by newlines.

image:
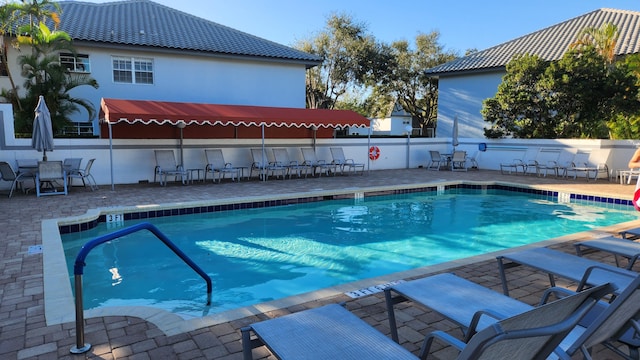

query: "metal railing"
xmin=70 ymin=222 xmax=212 ymax=354
xmin=60 ymin=122 xmax=94 ymax=136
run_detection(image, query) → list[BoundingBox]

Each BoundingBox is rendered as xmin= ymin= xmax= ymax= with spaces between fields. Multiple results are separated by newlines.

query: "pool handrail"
xmin=70 ymin=222 xmax=212 ymax=354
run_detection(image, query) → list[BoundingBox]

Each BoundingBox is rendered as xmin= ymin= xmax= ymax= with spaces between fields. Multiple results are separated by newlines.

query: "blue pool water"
xmin=61 ymin=188 xmax=638 ymax=317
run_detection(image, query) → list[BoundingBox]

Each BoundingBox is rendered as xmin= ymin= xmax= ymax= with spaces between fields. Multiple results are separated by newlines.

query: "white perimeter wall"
xmin=1 ymin=104 xmax=639 ymax=189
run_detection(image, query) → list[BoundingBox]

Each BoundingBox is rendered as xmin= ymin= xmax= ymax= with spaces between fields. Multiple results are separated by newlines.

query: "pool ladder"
xmin=70 ymin=222 xmax=212 ymax=354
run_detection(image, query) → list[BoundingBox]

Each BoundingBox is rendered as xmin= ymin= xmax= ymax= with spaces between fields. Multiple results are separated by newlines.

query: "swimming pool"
xmin=60 ymin=185 xmax=638 ymax=320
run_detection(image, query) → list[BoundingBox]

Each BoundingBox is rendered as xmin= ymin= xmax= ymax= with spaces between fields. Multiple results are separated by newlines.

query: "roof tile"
xmin=56 ymin=0 xmax=321 ymax=64
xmin=427 ymin=8 xmax=640 ymax=75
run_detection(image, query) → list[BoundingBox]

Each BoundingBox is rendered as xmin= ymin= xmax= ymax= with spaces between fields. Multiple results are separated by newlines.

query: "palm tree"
xmin=0 ymin=3 xmax=23 ymax=110
xmin=570 ymin=23 xmax=619 ymax=64
xmin=12 ymin=21 xmax=98 ymax=133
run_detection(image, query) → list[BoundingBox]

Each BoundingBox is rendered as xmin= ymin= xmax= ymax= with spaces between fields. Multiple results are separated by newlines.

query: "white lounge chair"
xmin=330 ymin=147 xmax=364 ymax=175
xmin=250 ymin=148 xmax=286 ymax=180
xmin=427 ymin=150 xmax=445 ymax=170
xmin=301 ymin=148 xmax=336 ymax=177
xmin=566 ymin=150 xmax=609 ymax=181
xmin=500 ymin=148 xmax=538 ymax=175
xmin=205 ymin=149 xmax=241 ymax=183
xmin=272 ymin=148 xmax=311 ymax=178
xmin=450 ymin=150 xmax=468 ymax=171
xmin=154 ymin=149 xmax=188 ymax=186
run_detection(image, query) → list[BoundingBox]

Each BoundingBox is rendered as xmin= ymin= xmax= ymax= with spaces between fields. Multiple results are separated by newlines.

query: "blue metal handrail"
xmin=70 ymin=222 xmax=212 ymax=354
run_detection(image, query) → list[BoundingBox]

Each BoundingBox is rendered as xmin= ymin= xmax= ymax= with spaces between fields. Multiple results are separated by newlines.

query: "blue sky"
xmin=83 ymin=0 xmax=640 ymax=54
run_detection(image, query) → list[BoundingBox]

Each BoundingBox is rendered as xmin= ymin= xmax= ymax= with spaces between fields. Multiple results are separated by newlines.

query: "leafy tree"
xmin=482 ymin=54 xmax=555 ymax=138
xmin=606 ymin=53 xmax=640 ymax=138
xmin=295 ymin=13 xmax=390 ymax=110
xmin=483 ymin=23 xmax=640 ymax=139
xmin=374 ymin=32 xmax=457 ymax=133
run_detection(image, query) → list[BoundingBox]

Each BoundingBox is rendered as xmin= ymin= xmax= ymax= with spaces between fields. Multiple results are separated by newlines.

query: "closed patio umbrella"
xmin=32 ymin=95 xmax=54 ymax=161
xmin=452 ymin=114 xmax=459 ymax=152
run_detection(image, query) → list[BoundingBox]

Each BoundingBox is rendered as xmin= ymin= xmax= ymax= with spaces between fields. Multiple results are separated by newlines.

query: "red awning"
xmin=100 ymin=98 xmax=370 ymax=129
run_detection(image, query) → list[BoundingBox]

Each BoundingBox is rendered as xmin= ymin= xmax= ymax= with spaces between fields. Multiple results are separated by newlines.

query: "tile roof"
xmin=426 ymin=8 xmax=640 ymax=76
xmin=56 ymin=0 xmax=322 ymax=66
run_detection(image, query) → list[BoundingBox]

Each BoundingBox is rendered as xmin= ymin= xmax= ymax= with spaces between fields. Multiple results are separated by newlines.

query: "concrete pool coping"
xmin=43 ymin=179 xmax=640 ymax=336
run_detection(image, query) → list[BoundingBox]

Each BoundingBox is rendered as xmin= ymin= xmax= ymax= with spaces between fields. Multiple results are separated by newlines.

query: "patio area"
xmin=1 ymin=168 xmax=638 ymax=359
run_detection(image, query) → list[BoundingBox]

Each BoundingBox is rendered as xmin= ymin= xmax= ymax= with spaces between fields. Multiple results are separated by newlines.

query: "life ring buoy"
xmin=369 ymin=146 xmax=380 ymax=160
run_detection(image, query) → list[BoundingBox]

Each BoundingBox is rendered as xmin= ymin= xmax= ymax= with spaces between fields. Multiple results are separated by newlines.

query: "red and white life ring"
xmin=369 ymin=146 xmax=380 ymax=160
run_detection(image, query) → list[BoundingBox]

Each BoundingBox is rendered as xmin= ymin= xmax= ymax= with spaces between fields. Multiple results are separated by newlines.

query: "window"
xmin=112 ymin=56 xmax=153 ymax=84
xmin=60 ymin=53 xmax=91 ymax=73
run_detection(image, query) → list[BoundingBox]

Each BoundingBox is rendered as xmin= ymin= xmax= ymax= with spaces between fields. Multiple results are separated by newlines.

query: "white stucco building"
xmin=0 ymin=0 xmax=322 ymax=135
xmin=427 ymin=8 xmax=640 ymax=141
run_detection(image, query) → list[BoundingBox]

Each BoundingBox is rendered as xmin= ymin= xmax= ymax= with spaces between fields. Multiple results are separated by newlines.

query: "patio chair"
xmin=500 ymin=148 xmax=537 ymax=175
xmin=543 ymin=150 xmax=575 ymax=178
xmin=63 ymin=158 xmax=83 ymax=186
xmin=301 ymin=148 xmax=337 ymax=177
xmin=242 ymin=283 xmax=611 ymax=360
xmin=467 ymin=151 xmax=479 ymax=170
xmin=67 ymin=158 xmax=98 ymax=191
xmin=496 ymin=247 xmax=637 ymax=297
xmin=250 ymin=148 xmax=286 ymax=180
xmin=529 ymin=148 xmax=561 ymax=177
xmin=330 ymin=147 xmax=365 ymax=175
xmin=574 ymin=236 xmax=640 ymax=270
xmin=272 ymin=148 xmax=311 ymax=178
xmin=566 ymin=150 xmax=609 ymax=181
xmin=450 ymin=150 xmax=468 ymax=171
xmin=387 ymin=272 xmax=637 ymax=360
xmin=204 ymin=149 xmax=241 ymax=183
xmin=36 ymin=161 xmax=68 ymax=197
xmin=0 ymin=161 xmax=31 ymax=198
xmin=427 ymin=150 xmax=445 ymax=170
xmin=153 ymin=149 xmax=188 ymax=186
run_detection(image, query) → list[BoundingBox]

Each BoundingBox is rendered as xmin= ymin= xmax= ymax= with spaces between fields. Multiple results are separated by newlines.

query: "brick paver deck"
xmin=1 ymin=168 xmax=638 ymax=359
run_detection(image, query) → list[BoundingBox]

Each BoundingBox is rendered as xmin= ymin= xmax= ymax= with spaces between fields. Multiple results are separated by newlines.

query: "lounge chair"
xmin=547 ymin=150 xmax=576 ymax=178
xmin=272 ymin=148 xmax=311 ymax=178
xmin=153 ymin=149 xmax=188 ymax=186
xmin=427 ymin=150 xmax=445 ymax=171
xmin=528 ymin=148 xmax=562 ymax=177
xmin=204 ymin=149 xmax=241 ymax=183
xmin=67 ymin=158 xmax=98 ymax=191
xmin=241 ymin=284 xmax=611 ymax=360
xmin=36 ymin=161 xmax=68 ymax=197
xmin=620 ymin=227 xmax=640 ymax=240
xmin=330 ymin=147 xmax=365 ymax=175
xmin=500 ymin=148 xmax=537 ymax=175
xmin=566 ymin=150 xmax=609 ymax=181
xmin=301 ymin=148 xmax=336 ymax=177
xmin=386 ymin=273 xmax=637 ymax=360
xmin=250 ymin=148 xmax=286 ymax=180
xmin=450 ymin=150 xmax=468 ymax=171
xmin=496 ymin=247 xmax=637 ymax=297
xmin=0 ymin=161 xmax=31 ymax=198
xmin=574 ymin=236 xmax=640 ymax=270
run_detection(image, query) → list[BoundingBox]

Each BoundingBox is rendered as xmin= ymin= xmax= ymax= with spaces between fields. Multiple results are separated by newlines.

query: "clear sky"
xmin=81 ymin=0 xmax=640 ymax=54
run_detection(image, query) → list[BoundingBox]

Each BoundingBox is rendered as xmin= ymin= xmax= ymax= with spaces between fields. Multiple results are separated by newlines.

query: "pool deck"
xmin=2 ymin=168 xmax=639 ymax=359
